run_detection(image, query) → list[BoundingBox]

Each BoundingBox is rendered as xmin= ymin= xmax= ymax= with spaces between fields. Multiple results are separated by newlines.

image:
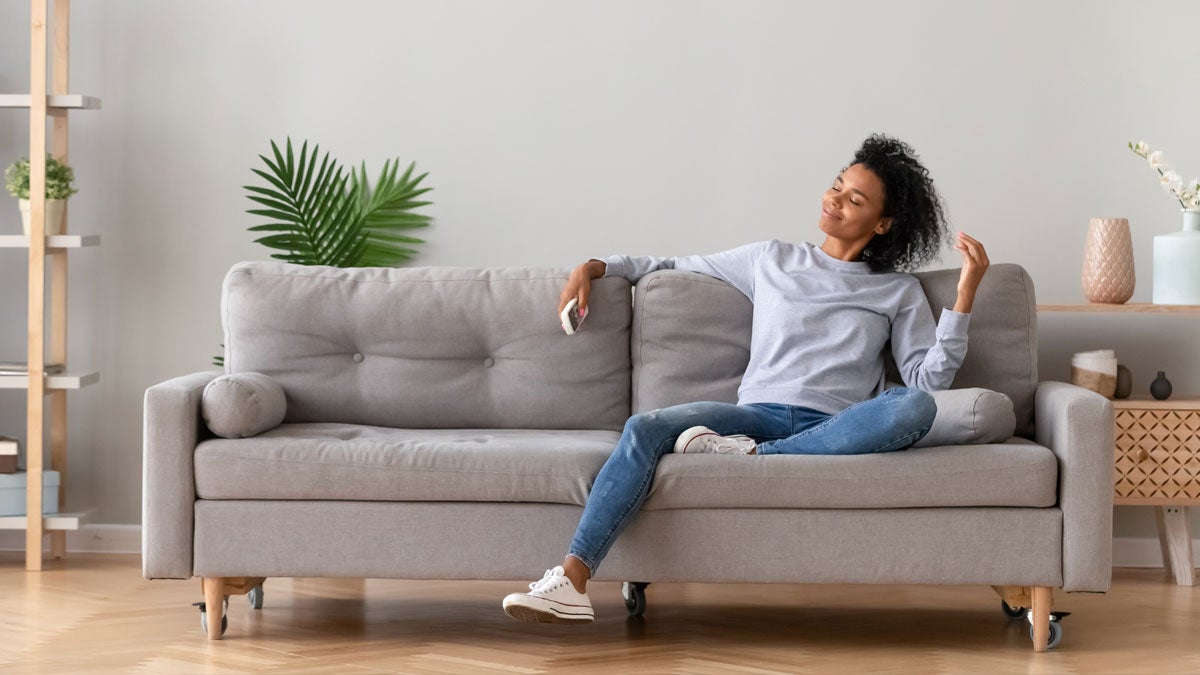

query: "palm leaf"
xmin=245 ymin=138 xmax=357 ymax=265
xmin=243 ymin=137 xmax=433 ymax=269
xmin=352 ymin=160 xmax=432 ymax=265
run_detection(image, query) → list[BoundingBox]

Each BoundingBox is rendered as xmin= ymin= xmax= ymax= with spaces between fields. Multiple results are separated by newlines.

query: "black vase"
xmin=1114 ymin=364 xmax=1132 ymax=399
xmin=1150 ymin=371 xmax=1173 ymax=400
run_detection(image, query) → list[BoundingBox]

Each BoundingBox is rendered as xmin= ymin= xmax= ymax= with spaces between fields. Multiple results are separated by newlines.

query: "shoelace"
xmin=713 ymin=436 xmax=753 ymax=454
xmin=529 ymin=567 xmax=568 ymax=593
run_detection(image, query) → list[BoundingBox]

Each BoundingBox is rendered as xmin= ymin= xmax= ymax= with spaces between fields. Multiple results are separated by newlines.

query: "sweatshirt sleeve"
xmin=596 ymin=240 xmax=771 ymax=300
xmin=890 ymin=281 xmax=970 ymax=392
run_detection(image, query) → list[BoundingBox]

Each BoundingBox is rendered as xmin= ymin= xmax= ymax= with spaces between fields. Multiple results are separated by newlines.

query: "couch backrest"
xmin=221 ymin=262 xmax=632 ymax=431
xmin=631 ymin=263 xmax=1039 ymax=438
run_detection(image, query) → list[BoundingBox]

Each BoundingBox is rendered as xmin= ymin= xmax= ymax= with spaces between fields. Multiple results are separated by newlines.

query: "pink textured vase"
xmin=1081 ymin=217 xmax=1135 ymax=304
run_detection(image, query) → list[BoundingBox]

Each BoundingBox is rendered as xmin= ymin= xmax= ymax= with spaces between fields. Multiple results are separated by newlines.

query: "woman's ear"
xmin=874 ymin=217 xmax=893 ymax=235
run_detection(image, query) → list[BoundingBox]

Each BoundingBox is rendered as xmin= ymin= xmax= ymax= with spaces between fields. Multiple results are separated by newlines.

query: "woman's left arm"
xmin=953 ymin=232 xmax=990 ymax=313
xmin=891 ymin=233 xmax=990 ymax=391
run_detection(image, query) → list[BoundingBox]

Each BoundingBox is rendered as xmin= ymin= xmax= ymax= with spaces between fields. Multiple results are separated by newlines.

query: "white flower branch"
xmin=1129 ymin=140 xmax=1200 ymax=210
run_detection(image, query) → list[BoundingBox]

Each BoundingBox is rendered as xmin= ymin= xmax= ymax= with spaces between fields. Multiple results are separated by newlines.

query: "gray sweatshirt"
xmin=600 ymin=239 xmax=970 ymax=414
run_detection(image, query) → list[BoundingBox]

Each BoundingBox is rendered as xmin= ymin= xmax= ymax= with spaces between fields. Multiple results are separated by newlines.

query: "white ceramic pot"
xmin=1152 ymin=210 xmax=1200 ymax=305
xmin=18 ymin=198 xmax=66 ymax=236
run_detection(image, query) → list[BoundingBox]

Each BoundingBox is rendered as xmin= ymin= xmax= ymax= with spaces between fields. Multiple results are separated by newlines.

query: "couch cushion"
xmin=631 ymin=271 xmax=753 ymax=413
xmin=911 ymin=387 xmax=1016 ymax=448
xmin=194 ymin=423 xmax=620 ymax=505
xmin=631 ymin=263 xmax=1038 ymax=438
xmin=642 ymin=437 xmax=1057 ymax=510
xmin=221 ymin=262 xmax=633 ymax=431
xmin=201 ymin=372 xmax=288 ymax=438
xmin=911 ymin=264 xmax=1038 ymax=438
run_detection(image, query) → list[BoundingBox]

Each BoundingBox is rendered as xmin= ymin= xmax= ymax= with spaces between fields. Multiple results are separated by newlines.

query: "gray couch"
xmin=143 ymin=260 xmax=1114 ymax=650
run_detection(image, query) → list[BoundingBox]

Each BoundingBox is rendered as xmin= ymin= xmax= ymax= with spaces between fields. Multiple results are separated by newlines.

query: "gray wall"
xmin=1 ymin=1 xmax=1198 ymax=544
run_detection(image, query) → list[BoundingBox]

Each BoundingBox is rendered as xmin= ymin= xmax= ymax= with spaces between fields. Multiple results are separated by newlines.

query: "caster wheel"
xmin=1001 ymin=600 xmax=1027 ymax=619
xmin=1028 ymin=619 xmax=1063 ymax=649
xmin=193 ymin=601 xmax=228 ymax=636
xmin=621 ymin=581 xmax=649 ymax=618
xmin=248 ymin=584 xmax=264 ymax=610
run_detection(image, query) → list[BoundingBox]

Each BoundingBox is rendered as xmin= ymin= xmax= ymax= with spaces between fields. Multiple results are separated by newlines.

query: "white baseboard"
xmin=0 ymin=523 xmax=141 ymax=554
xmin=1111 ymin=536 xmax=1199 ymax=568
xmin=1 ymin=526 xmax=1195 ymax=569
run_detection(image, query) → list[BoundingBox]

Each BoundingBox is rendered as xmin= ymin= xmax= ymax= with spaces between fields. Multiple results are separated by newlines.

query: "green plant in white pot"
xmin=4 ymin=155 xmax=78 ymax=236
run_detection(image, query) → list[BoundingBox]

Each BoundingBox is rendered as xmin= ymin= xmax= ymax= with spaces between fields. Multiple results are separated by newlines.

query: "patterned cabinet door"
xmin=1113 ymin=404 xmax=1200 ymax=505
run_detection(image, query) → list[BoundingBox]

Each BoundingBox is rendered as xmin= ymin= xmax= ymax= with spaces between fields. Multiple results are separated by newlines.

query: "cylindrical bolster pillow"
xmin=201 ymin=372 xmax=287 ymax=438
xmin=912 ymin=387 xmax=1016 ymax=448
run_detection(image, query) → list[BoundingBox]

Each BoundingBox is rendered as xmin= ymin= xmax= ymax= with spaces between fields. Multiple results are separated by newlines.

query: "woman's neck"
xmin=819 ymin=237 xmax=868 ymax=262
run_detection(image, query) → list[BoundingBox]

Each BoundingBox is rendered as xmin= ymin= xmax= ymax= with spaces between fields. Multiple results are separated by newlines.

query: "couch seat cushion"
xmin=194 ymin=423 xmax=620 ymax=505
xmin=642 ymin=437 xmax=1057 ymax=510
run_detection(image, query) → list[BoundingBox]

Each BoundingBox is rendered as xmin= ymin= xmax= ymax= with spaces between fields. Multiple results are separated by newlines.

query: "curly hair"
xmin=848 ymin=134 xmax=950 ymax=273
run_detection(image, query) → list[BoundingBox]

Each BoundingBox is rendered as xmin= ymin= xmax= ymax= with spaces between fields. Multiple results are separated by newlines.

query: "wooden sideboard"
xmin=1112 ymin=397 xmax=1200 ymax=585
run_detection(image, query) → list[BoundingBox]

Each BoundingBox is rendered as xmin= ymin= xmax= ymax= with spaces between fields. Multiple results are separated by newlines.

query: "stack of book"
xmin=0 ymin=362 xmax=65 ymax=376
xmin=0 ymin=436 xmax=18 ymax=474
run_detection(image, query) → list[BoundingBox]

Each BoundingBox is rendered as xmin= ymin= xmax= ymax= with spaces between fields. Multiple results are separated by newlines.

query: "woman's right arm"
xmin=558 ymin=259 xmax=607 ymax=316
xmin=560 ymin=241 xmax=770 ymax=316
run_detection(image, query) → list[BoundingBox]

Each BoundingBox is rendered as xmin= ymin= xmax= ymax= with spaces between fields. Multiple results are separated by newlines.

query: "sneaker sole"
xmin=504 ymin=603 xmax=594 ymax=625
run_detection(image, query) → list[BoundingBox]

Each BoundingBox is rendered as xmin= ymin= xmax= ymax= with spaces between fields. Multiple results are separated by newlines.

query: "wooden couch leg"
xmin=203 ymin=577 xmax=225 ymax=640
xmin=1031 ymin=586 xmax=1052 ymax=652
xmin=991 ymin=585 xmax=1031 ymax=610
xmin=197 ymin=576 xmax=266 ymax=639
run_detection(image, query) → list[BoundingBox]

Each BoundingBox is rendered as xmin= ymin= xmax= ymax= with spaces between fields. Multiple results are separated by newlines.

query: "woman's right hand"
xmin=559 ymin=260 xmax=606 ymax=317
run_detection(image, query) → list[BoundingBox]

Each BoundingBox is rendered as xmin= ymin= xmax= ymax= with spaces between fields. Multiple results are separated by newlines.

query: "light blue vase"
xmin=1153 ymin=210 xmax=1200 ymax=305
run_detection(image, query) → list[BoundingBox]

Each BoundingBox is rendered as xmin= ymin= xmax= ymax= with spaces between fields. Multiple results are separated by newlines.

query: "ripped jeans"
xmin=566 ymin=387 xmax=936 ymax=575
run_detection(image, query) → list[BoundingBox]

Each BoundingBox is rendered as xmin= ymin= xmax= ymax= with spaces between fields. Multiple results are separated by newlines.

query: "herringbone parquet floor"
xmin=1 ymin=553 xmax=1196 ymax=674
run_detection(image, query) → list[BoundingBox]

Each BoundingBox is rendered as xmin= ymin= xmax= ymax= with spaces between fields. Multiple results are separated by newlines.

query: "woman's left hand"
xmin=953 ymin=232 xmax=989 ymax=313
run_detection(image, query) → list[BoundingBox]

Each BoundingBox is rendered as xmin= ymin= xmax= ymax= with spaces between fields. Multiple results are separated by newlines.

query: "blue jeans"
xmin=566 ymin=387 xmax=936 ymax=574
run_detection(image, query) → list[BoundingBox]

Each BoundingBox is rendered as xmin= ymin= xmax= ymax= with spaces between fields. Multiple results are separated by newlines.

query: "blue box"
xmin=0 ymin=471 xmax=60 ymax=516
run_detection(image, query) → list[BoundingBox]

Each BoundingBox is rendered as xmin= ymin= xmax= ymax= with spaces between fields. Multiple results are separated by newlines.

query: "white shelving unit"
xmin=3 ymin=0 xmax=101 ymax=570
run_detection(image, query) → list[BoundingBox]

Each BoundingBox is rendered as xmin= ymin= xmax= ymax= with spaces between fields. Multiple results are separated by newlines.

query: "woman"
xmin=502 ymin=134 xmax=990 ymax=624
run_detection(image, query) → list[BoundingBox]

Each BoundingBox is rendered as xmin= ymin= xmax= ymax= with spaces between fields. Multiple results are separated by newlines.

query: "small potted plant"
xmin=4 ymin=155 xmax=78 ymax=236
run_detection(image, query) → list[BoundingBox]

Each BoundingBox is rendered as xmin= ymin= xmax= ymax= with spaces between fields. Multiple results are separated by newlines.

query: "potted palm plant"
xmin=4 ymin=154 xmax=78 ymax=235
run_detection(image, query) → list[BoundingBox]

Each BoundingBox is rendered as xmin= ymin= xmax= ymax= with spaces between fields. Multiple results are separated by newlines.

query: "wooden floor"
xmin=0 ymin=553 xmax=1196 ymax=674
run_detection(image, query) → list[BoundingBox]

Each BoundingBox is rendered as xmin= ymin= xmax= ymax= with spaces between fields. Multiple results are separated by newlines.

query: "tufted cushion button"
xmin=352 ymin=352 xmax=364 ymax=363
xmin=483 ymin=357 xmax=495 ymax=368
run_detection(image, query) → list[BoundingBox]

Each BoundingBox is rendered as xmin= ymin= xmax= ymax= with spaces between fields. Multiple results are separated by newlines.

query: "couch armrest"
xmin=143 ymin=370 xmax=222 ymax=579
xmin=1034 ymin=380 xmax=1115 ymax=592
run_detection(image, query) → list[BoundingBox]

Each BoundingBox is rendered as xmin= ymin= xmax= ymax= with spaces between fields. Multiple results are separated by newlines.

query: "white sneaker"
xmin=502 ymin=566 xmax=594 ymax=624
xmin=674 ymin=426 xmax=757 ymax=454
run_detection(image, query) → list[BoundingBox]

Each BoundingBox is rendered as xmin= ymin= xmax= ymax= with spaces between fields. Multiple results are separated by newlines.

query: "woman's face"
xmin=818 ymin=163 xmax=892 ymax=243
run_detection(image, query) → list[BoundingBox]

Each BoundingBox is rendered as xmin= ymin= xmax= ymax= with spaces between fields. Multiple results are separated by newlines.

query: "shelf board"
xmin=0 ymin=371 xmax=100 ymax=390
xmin=1037 ymin=303 xmax=1200 ymax=313
xmin=0 ymin=510 xmax=91 ymax=531
xmin=0 ymin=234 xmax=100 ymax=248
xmin=0 ymin=94 xmax=101 ymax=109
xmin=1112 ymin=396 xmax=1200 ymax=409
